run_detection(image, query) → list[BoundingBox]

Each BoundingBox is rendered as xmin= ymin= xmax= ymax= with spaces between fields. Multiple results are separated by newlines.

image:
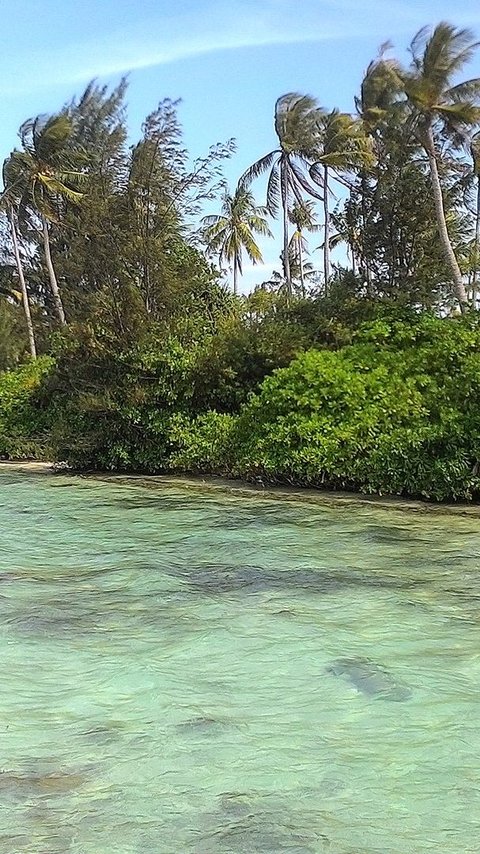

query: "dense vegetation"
xmin=2 ymin=21 xmax=480 ymax=501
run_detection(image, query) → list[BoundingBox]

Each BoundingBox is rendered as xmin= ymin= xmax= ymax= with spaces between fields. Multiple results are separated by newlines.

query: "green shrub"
xmin=230 ymin=316 xmax=480 ymax=500
xmin=6 ymin=314 xmax=480 ymax=502
xmin=0 ymin=357 xmax=55 ymax=459
xmin=169 ymin=411 xmax=236 ymax=474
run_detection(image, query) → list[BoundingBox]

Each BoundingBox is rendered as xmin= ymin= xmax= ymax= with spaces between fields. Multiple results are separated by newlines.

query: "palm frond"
xmin=266 ymin=163 xmax=281 ymax=217
xmin=472 ymin=131 xmax=480 ymax=175
xmin=447 ymin=78 xmax=480 ymax=103
xmin=36 ymin=113 xmax=74 ymax=162
xmin=38 ymin=174 xmax=83 ymax=204
xmin=239 ymin=150 xmax=278 ymax=187
xmin=289 ymin=159 xmax=323 ymax=200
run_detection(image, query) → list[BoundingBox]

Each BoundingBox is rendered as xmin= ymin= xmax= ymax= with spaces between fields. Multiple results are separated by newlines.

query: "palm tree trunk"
xmin=351 ymin=246 xmax=357 ymax=277
xmin=298 ymin=233 xmax=305 ymax=297
xmin=233 ymin=256 xmax=238 ymax=296
xmin=425 ymin=126 xmax=468 ymax=310
xmin=323 ymin=165 xmax=331 ymax=292
xmin=281 ymin=161 xmax=291 ymax=293
xmin=42 ymin=217 xmax=66 ymax=325
xmin=360 ymin=173 xmax=372 ymax=293
xmin=472 ymin=177 xmax=480 ymax=308
xmin=9 ymin=207 xmax=36 ymax=358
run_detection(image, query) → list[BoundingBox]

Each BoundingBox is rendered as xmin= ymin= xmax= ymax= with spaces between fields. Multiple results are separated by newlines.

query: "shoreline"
xmin=3 ymin=460 xmax=480 ymax=518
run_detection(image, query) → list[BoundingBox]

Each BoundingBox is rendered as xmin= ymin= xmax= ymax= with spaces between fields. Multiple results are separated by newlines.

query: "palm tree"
xmin=8 ymin=207 xmax=36 ymax=357
xmin=471 ymin=131 xmax=480 ymax=298
xmin=288 ymin=200 xmax=321 ymax=295
xmin=402 ymin=22 xmax=480 ymax=309
xmin=357 ymin=45 xmax=405 ymax=134
xmin=4 ymin=113 xmax=84 ymax=325
xmin=202 ymin=185 xmax=272 ymax=294
xmin=310 ymin=110 xmax=373 ymax=286
xmin=240 ymin=93 xmax=323 ymax=291
xmin=355 ymin=48 xmax=405 ymax=290
xmin=0 ymin=172 xmax=36 ymax=357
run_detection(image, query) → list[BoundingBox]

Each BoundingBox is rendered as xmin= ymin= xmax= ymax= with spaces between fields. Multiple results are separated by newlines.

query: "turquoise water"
xmin=1 ymin=469 xmax=480 ymax=853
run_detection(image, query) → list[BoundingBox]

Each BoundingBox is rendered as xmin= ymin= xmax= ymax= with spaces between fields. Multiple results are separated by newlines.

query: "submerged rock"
xmin=327 ymin=657 xmax=412 ymax=701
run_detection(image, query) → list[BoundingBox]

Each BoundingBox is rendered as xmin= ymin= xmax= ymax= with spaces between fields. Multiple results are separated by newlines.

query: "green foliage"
xmin=0 ymin=357 xmax=55 ymax=458
xmin=189 ymin=291 xmax=311 ymax=412
xmin=0 ymin=300 xmax=29 ymax=370
xmin=169 ymin=412 xmax=236 ymax=474
xmin=229 ymin=315 xmax=480 ymax=500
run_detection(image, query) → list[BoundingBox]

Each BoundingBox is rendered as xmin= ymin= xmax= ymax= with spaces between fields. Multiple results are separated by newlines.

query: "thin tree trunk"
xmin=281 ymin=161 xmax=291 ymax=293
xmin=323 ymin=165 xmax=330 ymax=293
xmin=425 ymin=126 xmax=468 ymax=310
xmin=233 ymin=256 xmax=238 ymax=296
xmin=360 ymin=172 xmax=372 ymax=293
xmin=9 ymin=207 xmax=36 ymax=358
xmin=42 ymin=217 xmax=66 ymax=325
xmin=298 ymin=233 xmax=305 ymax=297
xmin=472 ymin=177 xmax=480 ymax=308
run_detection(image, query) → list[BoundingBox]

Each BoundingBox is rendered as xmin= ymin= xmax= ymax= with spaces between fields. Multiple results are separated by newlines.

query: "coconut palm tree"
xmin=288 ymin=200 xmax=321 ymax=295
xmin=310 ymin=110 xmax=373 ymax=286
xmin=471 ymin=131 xmax=480 ymax=298
xmin=202 ymin=185 xmax=272 ymax=294
xmin=356 ymin=45 xmax=405 ymax=135
xmin=7 ymin=206 xmax=36 ymax=357
xmin=240 ymin=93 xmax=323 ymax=291
xmin=402 ymin=22 xmax=480 ymax=309
xmin=355 ymin=48 xmax=406 ymax=290
xmin=0 ymin=172 xmax=36 ymax=357
xmin=4 ymin=113 xmax=84 ymax=325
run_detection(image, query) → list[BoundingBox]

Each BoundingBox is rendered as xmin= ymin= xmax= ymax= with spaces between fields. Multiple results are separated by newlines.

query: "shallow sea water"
xmin=1 ymin=469 xmax=480 ymax=853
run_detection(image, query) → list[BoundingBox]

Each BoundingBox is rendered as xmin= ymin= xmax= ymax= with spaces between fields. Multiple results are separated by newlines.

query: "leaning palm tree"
xmin=4 ymin=113 xmax=84 ymax=325
xmin=0 ymin=173 xmax=36 ymax=357
xmin=240 ymin=93 xmax=323 ymax=291
xmin=402 ymin=22 xmax=480 ymax=309
xmin=202 ymin=185 xmax=272 ymax=294
xmin=310 ymin=110 xmax=373 ymax=286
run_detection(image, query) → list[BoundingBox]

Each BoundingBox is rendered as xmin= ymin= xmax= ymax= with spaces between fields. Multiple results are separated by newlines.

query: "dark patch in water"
xmin=110 ymin=494 xmax=324 ymax=533
xmin=219 ymin=792 xmax=254 ymax=818
xmin=171 ymin=563 xmax=427 ymax=596
xmin=80 ymin=720 xmax=126 ymax=744
xmin=361 ymin=524 xmax=436 ymax=546
xmin=200 ymin=814 xmax=323 ymax=852
xmin=7 ymin=610 xmax=98 ymax=638
xmin=327 ymin=656 xmax=412 ymax=701
xmin=0 ymin=572 xmax=20 ymax=583
xmin=0 ymin=766 xmax=88 ymax=802
xmin=177 ymin=716 xmax=232 ymax=736
xmin=195 ymin=792 xmax=330 ymax=853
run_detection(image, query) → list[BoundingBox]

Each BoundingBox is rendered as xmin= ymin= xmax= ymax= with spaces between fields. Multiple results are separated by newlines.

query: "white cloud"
xmin=2 ymin=0 xmax=459 ymax=96
xmin=3 ymin=0 xmax=480 ymax=97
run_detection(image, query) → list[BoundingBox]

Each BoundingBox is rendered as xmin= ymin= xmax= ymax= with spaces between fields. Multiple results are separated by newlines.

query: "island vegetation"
xmin=2 ymin=21 xmax=480 ymax=501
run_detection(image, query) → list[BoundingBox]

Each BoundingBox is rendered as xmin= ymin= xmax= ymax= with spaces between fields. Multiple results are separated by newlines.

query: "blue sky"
xmin=2 ymin=0 xmax=480 ymax=290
